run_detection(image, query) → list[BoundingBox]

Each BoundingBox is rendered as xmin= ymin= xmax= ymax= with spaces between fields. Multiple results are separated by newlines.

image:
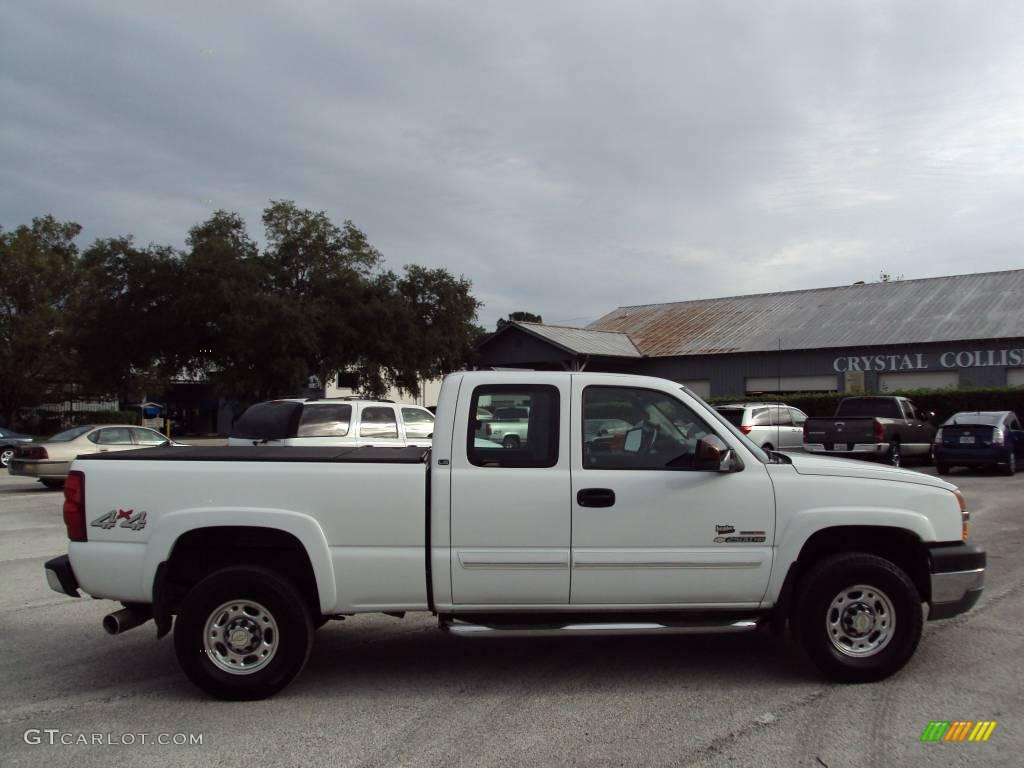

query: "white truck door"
xmin=571 ymin=380 xmax=775 ymax=606
xmin=449 ymin=379 xmax=571 ymax=605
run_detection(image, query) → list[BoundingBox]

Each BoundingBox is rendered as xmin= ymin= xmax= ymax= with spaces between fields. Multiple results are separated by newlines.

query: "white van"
xmin=227 ymin=398 xmax=435 ymax=448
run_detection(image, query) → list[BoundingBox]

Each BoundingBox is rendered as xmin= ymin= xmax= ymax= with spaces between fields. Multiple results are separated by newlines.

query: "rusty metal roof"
xmin=513 ymin=322 xmax=642 ymax=357
xmin=587 ymin=269 xmax=1024 ymax=357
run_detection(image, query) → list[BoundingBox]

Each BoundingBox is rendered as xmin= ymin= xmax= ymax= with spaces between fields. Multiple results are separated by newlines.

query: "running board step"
xmin=440 ymin=618 xmax=760 ymax=638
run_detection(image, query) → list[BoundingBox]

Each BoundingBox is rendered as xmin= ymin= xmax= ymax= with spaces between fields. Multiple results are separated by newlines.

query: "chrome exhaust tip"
xmin=103 ymin=607 xmax=152 ymax=635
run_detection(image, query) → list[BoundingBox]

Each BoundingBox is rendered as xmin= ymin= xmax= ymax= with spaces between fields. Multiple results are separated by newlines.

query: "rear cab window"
xmin=467 ymin=385 xmax=559 ymax=467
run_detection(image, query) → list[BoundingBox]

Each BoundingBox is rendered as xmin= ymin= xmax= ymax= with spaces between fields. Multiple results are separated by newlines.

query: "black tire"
xmin=887 ymin=441 xmax=901 ymax=467
xmin=40 ymin=479 xmax=64 ymax=489
xmin=999 ymin=452 xmax=1016 ymax=476
xmin=502 ymin=435 xmax=520 ymax=449
xmin=794 ymin=552 xmax=922 ymax=683
xmin=174 ymin=566 xmax=313 ymax=700
xmin=936 ymin=463 xmax=951 ymax=476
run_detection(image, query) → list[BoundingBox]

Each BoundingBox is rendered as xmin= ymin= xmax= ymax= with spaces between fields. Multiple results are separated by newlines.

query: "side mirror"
xmin=692 ymin=435 xmax=740 ymax=472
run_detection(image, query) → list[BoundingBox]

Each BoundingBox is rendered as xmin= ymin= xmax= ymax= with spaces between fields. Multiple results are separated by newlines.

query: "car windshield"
xmin=945 ymin=412 xmax=1004 ymax=426
xmin=49 ymin=426 xmax=94 ymax=442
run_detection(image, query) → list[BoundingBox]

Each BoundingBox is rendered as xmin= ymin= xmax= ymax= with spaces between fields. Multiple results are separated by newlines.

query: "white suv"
xmin=227 ymin=398 xmax=435 ymax=448
xmin=714 ymin=403 xmax=808 ymax=451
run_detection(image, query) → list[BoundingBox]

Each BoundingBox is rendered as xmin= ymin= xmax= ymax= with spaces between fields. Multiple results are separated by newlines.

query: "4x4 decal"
xmin=90 ymin=509 xmax=147 ymax=531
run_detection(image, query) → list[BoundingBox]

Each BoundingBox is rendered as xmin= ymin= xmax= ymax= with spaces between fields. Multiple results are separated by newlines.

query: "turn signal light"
xmin=63 ymin=471 xmax=87 ymax=542
xmin=953 ymin=489 xmax=968 ymax=540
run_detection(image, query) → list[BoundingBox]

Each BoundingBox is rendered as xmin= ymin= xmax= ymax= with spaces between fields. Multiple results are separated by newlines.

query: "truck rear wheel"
xmin=795 ymin=553 xmax=922 ymax=683
xmin=174 ymin=566 xmax=313 ymax=700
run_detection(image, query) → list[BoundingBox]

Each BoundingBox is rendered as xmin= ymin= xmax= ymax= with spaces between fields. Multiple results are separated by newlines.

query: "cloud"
xmin=3 ymin=0 xmax=1024 ymax=327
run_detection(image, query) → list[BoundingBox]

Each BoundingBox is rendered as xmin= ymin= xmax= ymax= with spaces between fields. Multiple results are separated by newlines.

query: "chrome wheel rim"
xmin=890 ymin=445 xmax=901 ymax=467
xmin=203 ymin=600 xmax=279 ymax=675
xmin=0 ymin=448 xmax=12 ymax=467
xmin=826 ymin=584 xmax=896 ymax=658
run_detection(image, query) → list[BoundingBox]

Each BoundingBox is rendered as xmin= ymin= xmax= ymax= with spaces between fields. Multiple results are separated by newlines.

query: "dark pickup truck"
xmin=802 ymin=396 xmax=936 ymax=467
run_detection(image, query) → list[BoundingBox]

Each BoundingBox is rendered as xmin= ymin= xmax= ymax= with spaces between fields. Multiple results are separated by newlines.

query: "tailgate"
xmin=804 ymin=417 xmax=877 ymax=444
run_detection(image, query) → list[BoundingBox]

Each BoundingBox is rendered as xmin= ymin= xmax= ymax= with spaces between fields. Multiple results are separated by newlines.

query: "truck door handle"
xmin=577 ymin=488 xmax=615 ymax=508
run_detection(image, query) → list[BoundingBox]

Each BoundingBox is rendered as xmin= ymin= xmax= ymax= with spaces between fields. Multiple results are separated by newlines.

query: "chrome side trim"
xmin=572 ymin=561 xmax=762 ymax=569
xmin=931 ymin=567 xmax=985 ymax=604
xmin=459 ymin=562 xmax=568 ymax=570
xmin=441 ymin=618 xmax=760 ymax=638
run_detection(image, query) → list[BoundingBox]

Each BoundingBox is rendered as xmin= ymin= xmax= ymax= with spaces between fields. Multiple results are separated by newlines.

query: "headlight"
xmin=953 ymin=489 xmax=968 ymax=540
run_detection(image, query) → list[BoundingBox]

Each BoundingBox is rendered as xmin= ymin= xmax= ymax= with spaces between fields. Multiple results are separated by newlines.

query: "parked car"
xmin=45 ymin=371 xmax=983 ymax=699
xmin=934 ymin=411 xmax=1024 ymax=476
xmin=0 ymin=427 xmax=34 ymax=468
xmin=714 ymin=404 xmax=808 ymax=451
xmin=227 ymin=398 xmax=435 ymax=448
xmin=8 ymin=425 xmax=181 ymax=488
xmin=803 ymin=396 xmax=936 ymax=466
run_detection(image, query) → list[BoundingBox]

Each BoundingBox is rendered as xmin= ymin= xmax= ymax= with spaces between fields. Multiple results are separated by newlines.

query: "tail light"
xmin=933 ymin=428 xmax=943 ymax=444
xmin=740 ymin=425 xmax=753 ymax=435
xmin=992 ymin=428 xmax=1005 ymax=446
xmin=19 ymin=445 xmax=48 ymax=460
xmin=802 ymin=422 xmax=809 ymax=441
xmin=63 ymin=471 xmax=86 ymax=542
xmin=873 ymin=419 xmax=885 ymax=442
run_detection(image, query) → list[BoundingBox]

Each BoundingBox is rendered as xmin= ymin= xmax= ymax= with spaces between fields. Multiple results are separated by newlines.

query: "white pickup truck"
xmin=44 ymin=371 xmax=986 ymax=700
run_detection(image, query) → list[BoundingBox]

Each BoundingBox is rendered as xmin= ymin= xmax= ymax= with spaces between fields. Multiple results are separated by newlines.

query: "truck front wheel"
xmin=795 ymin=553 xmax=922 ymax=683
xmin=174 ymin=566 xmax=314 ymax=700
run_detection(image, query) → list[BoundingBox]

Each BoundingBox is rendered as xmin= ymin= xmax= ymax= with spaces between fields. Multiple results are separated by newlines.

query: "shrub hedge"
xmin=706 ymin=387 xmax=1024 ymax=424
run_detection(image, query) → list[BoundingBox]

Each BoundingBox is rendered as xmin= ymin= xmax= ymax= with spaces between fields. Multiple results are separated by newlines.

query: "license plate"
xmin=959 ymin=436 xmax=975 ymax=444
xmin=832 ymin=443 xmax=848 ymax=451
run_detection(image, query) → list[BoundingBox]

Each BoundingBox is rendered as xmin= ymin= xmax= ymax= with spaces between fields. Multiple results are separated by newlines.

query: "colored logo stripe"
xmin=944 ymin=721 xmax=972 ymax=741
xmin=920 ymin=721 xmax=996 ymax=742
xmin=969 ymin=722 xmax=997 ymax=742
xmin=921 ymin=722 xmax=949 ymax=742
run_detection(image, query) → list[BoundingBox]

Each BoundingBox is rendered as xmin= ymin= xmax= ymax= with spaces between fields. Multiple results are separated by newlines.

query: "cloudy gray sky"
xmin=3 ymin=1 xmax=1023 ymax=326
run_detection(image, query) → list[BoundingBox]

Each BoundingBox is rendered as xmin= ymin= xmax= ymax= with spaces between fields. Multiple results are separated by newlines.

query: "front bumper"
xmin=44 ymin=555 xmax=80 ymax=598
xmin=928 ymin=542 xmax=985 ymax=620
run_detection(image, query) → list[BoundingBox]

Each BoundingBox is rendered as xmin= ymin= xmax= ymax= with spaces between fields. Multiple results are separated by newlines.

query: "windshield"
xmin=49 ymin=426 xmax=93 ymax=442
xmin=684 ymin=389 xmax=771 ymax=463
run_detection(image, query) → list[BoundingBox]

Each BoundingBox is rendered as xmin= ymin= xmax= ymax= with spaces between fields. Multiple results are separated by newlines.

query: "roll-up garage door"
xmin=745 ymin=375 xmax=837 ymax=393
xmin=878 ymin=371 xmax=958 ymax=391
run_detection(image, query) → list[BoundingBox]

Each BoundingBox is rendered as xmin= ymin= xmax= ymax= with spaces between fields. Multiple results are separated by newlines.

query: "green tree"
xmin=0 ymin=216 xmax=82 ymax=425
xmin=72 ymin=236 xmax=183 ymax=401
xmin=496 ymin=311 xmax=543 ymax=331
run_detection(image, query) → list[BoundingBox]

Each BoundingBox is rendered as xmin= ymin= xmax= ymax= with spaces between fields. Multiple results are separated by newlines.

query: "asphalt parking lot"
xmin=1 ymin=464 xmax=1022 ymax=768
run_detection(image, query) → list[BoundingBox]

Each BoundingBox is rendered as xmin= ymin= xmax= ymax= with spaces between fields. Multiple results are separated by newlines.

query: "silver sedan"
xmin=7 ymin=424 xmax=182 ymax=489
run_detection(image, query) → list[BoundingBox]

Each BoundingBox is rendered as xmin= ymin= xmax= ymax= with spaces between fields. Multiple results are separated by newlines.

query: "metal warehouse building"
xmin=477 ymin=269 xmax=1024 ymax=398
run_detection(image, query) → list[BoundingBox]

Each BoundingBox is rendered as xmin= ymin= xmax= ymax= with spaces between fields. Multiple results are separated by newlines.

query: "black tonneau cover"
xmin=75 ymin=446 xmax=430 ymax=464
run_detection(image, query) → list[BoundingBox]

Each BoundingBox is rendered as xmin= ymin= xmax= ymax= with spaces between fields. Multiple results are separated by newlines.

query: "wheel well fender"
xmin=770 ymin=525 xmax=931 ymax=629
xmin=144 ymin=509 xmax=336 ymax=617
